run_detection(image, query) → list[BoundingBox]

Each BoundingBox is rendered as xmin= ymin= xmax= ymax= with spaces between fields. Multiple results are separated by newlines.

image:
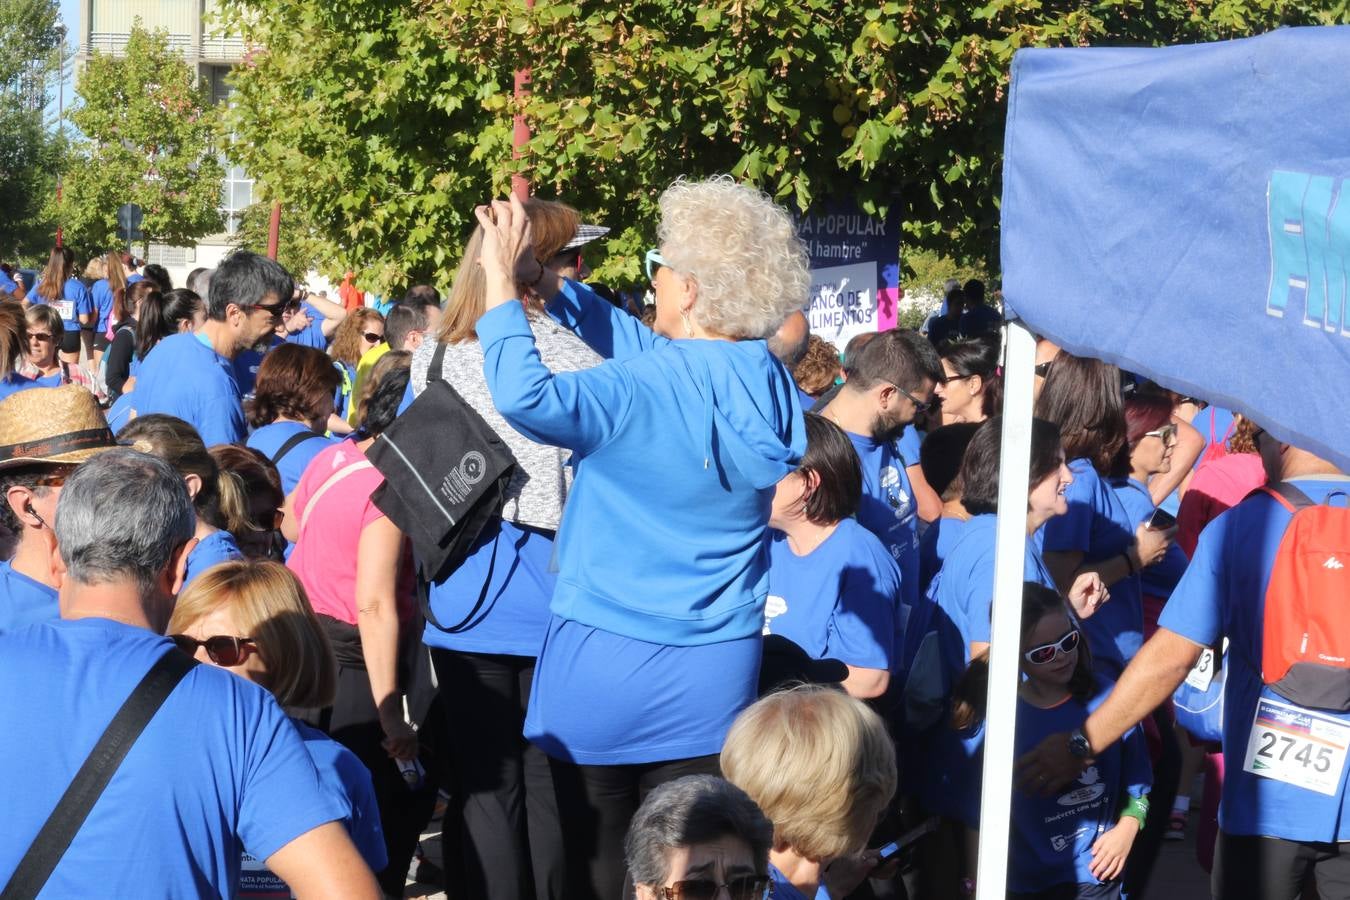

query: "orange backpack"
xmin=1262 ymin=483 xmax=1350 ymax=711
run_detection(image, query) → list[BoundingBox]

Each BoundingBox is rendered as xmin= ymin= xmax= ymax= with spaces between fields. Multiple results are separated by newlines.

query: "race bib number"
xmin=1185 ymin=648 xmax=1216 ymax=692
xmin=54 ymin=300 xmax=75 ymax=320
xmin=1243 ymin=697 xmax=1350 ymax=796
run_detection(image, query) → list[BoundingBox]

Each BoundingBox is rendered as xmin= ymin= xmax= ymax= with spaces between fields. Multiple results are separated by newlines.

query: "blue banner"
xmin=1001 ymin=27 xmax=1350 ymax=469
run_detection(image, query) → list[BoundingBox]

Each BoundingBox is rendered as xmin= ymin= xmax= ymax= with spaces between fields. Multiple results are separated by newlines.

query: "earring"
xmin=680 ymin=311 xmax=694 ymax=338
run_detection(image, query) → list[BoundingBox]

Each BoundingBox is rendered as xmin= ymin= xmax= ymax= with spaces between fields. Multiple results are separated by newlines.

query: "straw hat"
xmin=0 ymin=385 xmax=116 ymax=472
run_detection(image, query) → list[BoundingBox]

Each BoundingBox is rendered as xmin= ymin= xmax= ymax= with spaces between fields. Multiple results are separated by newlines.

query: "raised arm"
xmin=543 ymin=277 xmax=669 ymax=361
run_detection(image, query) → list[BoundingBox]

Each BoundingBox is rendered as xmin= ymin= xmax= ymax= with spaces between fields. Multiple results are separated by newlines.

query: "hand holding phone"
xmin=1146 ymin=507 xmax=1177 ymax=531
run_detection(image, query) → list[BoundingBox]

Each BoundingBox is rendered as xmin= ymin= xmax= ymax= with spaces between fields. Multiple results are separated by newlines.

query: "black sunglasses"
xmin=171 ymin=634 xmax=257 ymax=666
xmin=362 ymin=331 xmax=384 ymax=343
xmin=658 ymin=876 xmax=770 ymax=900
xmin=249 ymin=299 xmax=299 ymax=320
xmin=1034 ymin=361 xmax=1054 ymax=377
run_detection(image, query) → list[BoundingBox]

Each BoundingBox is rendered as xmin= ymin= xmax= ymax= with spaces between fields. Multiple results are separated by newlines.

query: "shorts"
xmin=94 ymin=332 xmax=111 ymax=351
xmin=59 ymin=330 xmax=81 ymax=355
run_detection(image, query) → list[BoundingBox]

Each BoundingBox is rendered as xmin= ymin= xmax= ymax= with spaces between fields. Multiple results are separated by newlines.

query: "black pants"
xmin=553 ymin=754 xmax=722 ymax=900
xmin=321 ymin=659 xmax=437 ymax=896
xmin=1123 ymin=706 xmax=1183 ymax=898
xmin=1009 ymin=881 xmax=1121 ymax=900
xmin=431 ymin=648 xmax=565 ymax=900
xmin=1213 ymin=832 xmax=1350 ymax=900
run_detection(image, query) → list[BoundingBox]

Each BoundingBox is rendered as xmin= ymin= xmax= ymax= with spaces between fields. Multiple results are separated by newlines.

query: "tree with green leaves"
xmin=221 ymin=0 xmax=1348 ymax=292
xmin=0 ymin=0 xmax=65 ymax=263
xmin=53 ymin=26 xmax=223 ymax=261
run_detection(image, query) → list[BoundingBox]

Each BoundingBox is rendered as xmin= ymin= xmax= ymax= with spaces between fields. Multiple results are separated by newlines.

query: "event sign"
xmin=796 ymin=202 xmax=902 ymax=347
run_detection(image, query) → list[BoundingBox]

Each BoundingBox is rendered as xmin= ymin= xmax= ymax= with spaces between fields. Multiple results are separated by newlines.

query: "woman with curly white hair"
xmin=473 ymin=176 xmax=810 ymax=898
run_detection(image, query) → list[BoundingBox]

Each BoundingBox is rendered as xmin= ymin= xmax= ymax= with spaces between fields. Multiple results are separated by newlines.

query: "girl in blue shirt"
xmin=31 ymin=246 xmax=93 ymax=363
xmin=766 ymin=413 xmax=901 ymax=699
xmin=952 ymin=583 xmax=1151 ymax=899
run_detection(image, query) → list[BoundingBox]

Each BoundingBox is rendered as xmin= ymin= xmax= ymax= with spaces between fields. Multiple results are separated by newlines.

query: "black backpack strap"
xmin=427 ymin=341 xmax=448 ymax=385
xmin=269 ymin=430 xmax=324 ymax=467
xmin=2 ymin=648 xmax=197 ymax=899
xmin=420 ymin=527 xmax=500 ymax=633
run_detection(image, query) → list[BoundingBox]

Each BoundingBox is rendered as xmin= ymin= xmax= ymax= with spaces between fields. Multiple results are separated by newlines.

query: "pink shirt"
xmin=1176 ymin=452 xmax=1267 ymax=558
xmin=287 ymin=442 xmax=410 ymax=625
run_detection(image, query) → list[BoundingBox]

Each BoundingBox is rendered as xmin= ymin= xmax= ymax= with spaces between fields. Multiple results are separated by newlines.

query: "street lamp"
xmin=55 ymin=22 xmax=66 ymax=248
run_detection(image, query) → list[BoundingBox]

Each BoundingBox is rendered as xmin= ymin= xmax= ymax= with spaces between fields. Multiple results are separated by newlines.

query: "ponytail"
xmin=136 ymin=288 xmax=200 ymax=359
xmin=213 ymin=468 xmax=254 ymax=536
xmin=950 ymin=651 xmax=990 ymax=732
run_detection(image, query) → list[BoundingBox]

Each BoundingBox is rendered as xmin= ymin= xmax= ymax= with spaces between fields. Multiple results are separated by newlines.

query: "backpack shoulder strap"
xmin=1262 ymin=482 xmax=1316 ymax=515
xmin=1 ymin=649 xmax=197 ymax=900
xmin=298 ymin=459 xmax=375 ymax=532
xmin=426 ymin=341 xmax=448 ymax=386
xmin=269 ymin=430 xmax=324 ymax=467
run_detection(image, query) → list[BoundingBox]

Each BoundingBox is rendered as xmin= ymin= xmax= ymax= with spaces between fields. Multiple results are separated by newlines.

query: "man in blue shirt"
xmin=0 ymin=386 xmax=117 ymax=633
xmin=130 ymin=250 xmax=294 ymax=445
xmin=1017 ymin=434 xmax=1350 ymax=900
xmin=817 ymin=327 xmax=944 ymax=612
xmin=0 ymin=449 xmax=379 ymax=898
xmin=283 ymin=289 xmax=348 ymax=349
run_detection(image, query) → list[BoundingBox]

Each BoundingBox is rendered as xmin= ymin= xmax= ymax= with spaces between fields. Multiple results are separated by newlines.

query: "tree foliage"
xmin=221 ymin=0 xmax=1348 ymax=292
xmin=0 ymin=0 xmax=64 ymax=263
xmin=53 ymin=26 xmax=223 ymax=261
xmin=232 ymin=202 xmax=334 ymax=281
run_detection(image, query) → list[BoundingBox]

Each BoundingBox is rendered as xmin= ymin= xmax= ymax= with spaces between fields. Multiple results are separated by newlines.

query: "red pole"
xmin=510 ymin=0 xmax=536 ymax=201
xmin=266 ymin=201 xmax=282 ymax=260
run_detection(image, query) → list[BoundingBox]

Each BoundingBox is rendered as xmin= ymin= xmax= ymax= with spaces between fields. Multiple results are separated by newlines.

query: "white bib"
xmin=1243 ymin=696 xmax=1350 ymax=796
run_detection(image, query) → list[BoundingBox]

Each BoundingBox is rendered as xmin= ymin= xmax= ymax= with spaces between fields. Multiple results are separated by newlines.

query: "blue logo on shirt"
xmin=1266 ymin=170 xmax=1349 ymax=334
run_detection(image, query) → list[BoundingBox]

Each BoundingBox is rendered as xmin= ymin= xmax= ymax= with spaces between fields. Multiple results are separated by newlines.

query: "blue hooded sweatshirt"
xmin=476 ymin=279 xmax=806 ymax=647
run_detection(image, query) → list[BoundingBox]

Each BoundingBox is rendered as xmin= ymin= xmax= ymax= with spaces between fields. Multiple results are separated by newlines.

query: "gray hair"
xmin=55 ymin=449 xmax=196 ymax=600
xmin=624 ymin=775 xmax=772 ymax=886
xmin=186 ymin=266 xmax=213 ymax=299
xmin=206 ymin=250 xmax=292 ymax=321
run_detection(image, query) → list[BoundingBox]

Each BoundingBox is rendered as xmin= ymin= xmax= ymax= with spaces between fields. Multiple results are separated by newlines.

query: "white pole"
xmin=974 ymin=318 xmax=1036 ymax=899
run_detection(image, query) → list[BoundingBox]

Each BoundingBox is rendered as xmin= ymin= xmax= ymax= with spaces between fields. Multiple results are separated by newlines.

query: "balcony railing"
xmin=82 ymin=32 xmax=245 ymax=62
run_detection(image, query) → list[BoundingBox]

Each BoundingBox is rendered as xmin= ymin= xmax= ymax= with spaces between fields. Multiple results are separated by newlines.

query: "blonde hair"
xmin=355 ymin=349 xmax=410 ymax=427
xmin=0 ymin=301 xmax=29 ymax=374
xmin=83 ymin=256 xmax=108 ymax=281
xmin=658 ymin=176 xmax=811 ymax=340
xmin=720 ymin=684 xmax=897 ymax=861
xmin=437 ymin=197 xmax=583 ymax=345
xmin=167 ymin=560 xmax=337 ymax=708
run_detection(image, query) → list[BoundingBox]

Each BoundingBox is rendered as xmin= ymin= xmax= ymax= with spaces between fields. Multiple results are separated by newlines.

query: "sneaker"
xmin=1165 ymin=810 xmax=1187 ymax=841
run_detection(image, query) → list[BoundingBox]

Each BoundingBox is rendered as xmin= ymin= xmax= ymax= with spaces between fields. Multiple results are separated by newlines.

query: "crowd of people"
xmin=0 ymin=174 xmax=1345 ymax=900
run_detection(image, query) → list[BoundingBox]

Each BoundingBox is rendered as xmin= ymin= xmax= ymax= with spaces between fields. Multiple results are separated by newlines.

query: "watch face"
xmin=1069 ymin=731 xmax=1091 ymax=757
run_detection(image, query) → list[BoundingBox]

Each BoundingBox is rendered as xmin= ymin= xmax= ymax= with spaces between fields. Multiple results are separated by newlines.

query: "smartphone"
xmin=877 ymin=817 xmax=940 ymax=861
xmin=1146 ymin=507 xmax=1177 ymax=531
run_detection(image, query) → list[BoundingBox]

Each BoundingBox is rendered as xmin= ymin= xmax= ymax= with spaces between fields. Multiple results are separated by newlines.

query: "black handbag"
xmin=367 ymin=341 xmax=517 ymax=626
xmin=2 ymin=649 xmax=197 ymax=899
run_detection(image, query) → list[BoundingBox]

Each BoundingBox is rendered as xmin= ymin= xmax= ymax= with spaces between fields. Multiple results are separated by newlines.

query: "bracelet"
xmin=1120 ymin=794 xmax=1149 ymax=830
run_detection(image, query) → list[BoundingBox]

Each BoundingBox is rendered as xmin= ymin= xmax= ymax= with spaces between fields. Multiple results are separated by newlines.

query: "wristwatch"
xmin=1067 ymin=727 xmax=1092 ymax=759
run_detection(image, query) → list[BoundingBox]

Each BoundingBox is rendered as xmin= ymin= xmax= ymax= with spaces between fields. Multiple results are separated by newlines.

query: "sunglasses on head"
xmin=1024 ymin=628 xmax=1080 ymax=665
xmin=657 ymin=876 xmax=770 ymax=900
xmin=171 ymin=634 xmax=257 ymax=667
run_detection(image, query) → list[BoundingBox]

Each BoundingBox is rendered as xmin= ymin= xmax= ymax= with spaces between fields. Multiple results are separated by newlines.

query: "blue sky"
xmin=48 ymin=0 xmax=81 ymax=124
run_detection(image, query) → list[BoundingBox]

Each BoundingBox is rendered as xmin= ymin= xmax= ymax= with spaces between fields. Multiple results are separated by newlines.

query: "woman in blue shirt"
xmin=246 ymin=344 xmax=340 ymax=496
xmin=327 ymin=309 xmax=384 ymax=434
xmin=31 ymin=246 xmax=92 ymax=364
xmin=1036 ymin=354 xmax=1173 ymax=679
xmin=766 ymin=412 xmax=901 ymax=699
xmin=474 ymin=181 xmax=809 ymax=898
xmin=90 ymin=250 xmax=128 ymax=367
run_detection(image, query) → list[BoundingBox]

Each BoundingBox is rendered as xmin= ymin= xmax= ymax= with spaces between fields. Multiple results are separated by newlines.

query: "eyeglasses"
xmin=28 ymin=332 xmax=53 ymax=342
xmin=1144 ymin=424 xmax=1178 ymax=445
xmin=658 ymin=876 xmax=771 ymax=900
xmin=1024 ymin=628 xmax=1081 ymax=665
xmin=171 ymin=634 xmax=257 ymax=667
xmin=1034 ymin=361 xmax=1054 ymax=377
xmin=362 ymin=331 xmax=384 ymax=344
xmin=32 ymin=472 xmax=69 ymax=488
xmin=249 ymin=299 xmax=299 ymax=321
xmin=645 ymin=248 xmax=671 ymax=283
xmin=882 ymin=379 xmax=937 ymax=413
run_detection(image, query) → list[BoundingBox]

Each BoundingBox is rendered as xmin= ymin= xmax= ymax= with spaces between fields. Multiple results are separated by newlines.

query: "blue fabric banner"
xmin=1001 ymin=27 xmax=1350 ymax=469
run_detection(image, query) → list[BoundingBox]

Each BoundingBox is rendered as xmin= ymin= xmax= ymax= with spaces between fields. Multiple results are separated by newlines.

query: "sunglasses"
xmin=1144 ymin=424 xmax=1178 ymax=445
xmin=645 ymin=248 xmax=671 ymax=283
xmin=882 ymin=379 xmax=938 ymax=413
xmin=657 ymin=877 xmax=771 ymax=900
xmin=171 ymin=634 xmax=257 ymax=667
xmin=1034 ymin=361 xmax=1054 ymax=377
xmin=362 ymin=331 xmax=384 ymax=343
xmin=1024 ymin=628 xmax=1081 ymax=665
xmin=249 ymin=299 xmax=299 ymax=320
xmin=28 ymin=332 xmax=53 ymax=342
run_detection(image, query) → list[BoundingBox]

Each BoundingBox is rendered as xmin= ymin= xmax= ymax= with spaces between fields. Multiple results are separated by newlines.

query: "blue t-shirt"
xmin=334 ymin=362 xmax=357 ymax=423
xmin=284 ymin=304 xmax=328 ymax=350
xmin=0 ymin=618 xmax=345 ymax=895
xmin=132 ymin=332 xmax=246 ymax=446
xmin=764 ymin=519 xmax=900 ymax=672
xmin=32 ymin=277 xmax=93 ymax=331
xmin=897 ymin=424 xmax=922 ymax=467
xmin=293 ymin=720 xmax=386 ymax=870
xmin=422 ymin=519 xmax=558 ymax=658
xmin=1112 ymin=477 xmax=1188 ymax=599
xmin=0 ymin=372 xmax=38 ymax=400
xmin=845 ymin=430 xmax=920 ymax=614
xmin=234 ymin=335 xmax=284 ymax=399
xmin=1041 ymin=459 xmax=1143 ymax=677
xmin=91 ymin=279 xmax=117 ymax=333
xmin=1159 ymin=476 xmax=1350 ymax=842
xmin=0 ymin=269 xmax=18 ymax=295
xmin=246 ymin=421 xmax=336 ymax=496
xmin=959 ymin=304 xmax=1001 ymax=337
xmin=926 ymin=315 xmax=960 ymax=346
xmin=524 ymin=615 xmax=761 ymax=765
xmin=107 ymin=391 xmax=136 ymax=434
xmin=185 ymin=529 xmax=245 ymax=587
xmin=1009 ymin=680 xmax=1151 ymax=893
xmin=0 ymin=561 xmax=58 ymax=634
xmin=919 ymin=515 xmax=970 ymax=596
xmin=127 ymin=272 xmax=144 ymax=284
xmin=768 ymin=864 xmax=831 ymax=900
